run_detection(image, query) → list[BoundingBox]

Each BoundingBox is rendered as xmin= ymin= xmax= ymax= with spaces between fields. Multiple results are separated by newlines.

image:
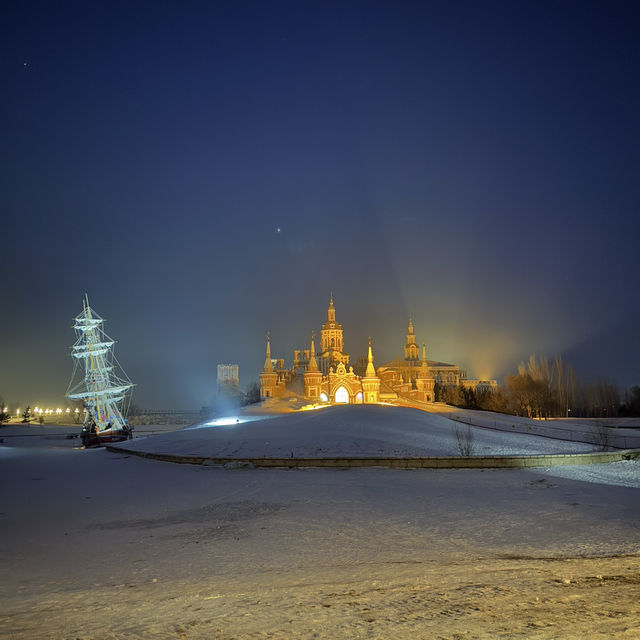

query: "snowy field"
xmin=114 ymin=405 xmax=600 ymax=459
xmin=429 ymin=405 xmax=640 ymax=450
xmin=1 ymin=414 xmax=639 ymax=639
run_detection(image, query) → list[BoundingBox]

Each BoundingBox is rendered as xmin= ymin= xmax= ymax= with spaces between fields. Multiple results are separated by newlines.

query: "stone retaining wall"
xmin=105 ymin=446 xmax=640 ymax=469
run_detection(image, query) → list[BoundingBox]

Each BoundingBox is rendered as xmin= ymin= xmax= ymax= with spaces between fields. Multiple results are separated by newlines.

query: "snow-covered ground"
xmin=114 ymin=404 xmax=600 ymax=459
xmin=430 ymin=404 xmax=640 ymax=449
xmin=540 ymin=460 xmax=640 ymax=488
xmin=1 ymin=414 xmax=638 ymax=639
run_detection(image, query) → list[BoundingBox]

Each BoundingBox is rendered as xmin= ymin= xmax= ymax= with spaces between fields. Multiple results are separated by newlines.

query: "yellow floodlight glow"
xmin=299 ymin=403 xmax=330 ymax=411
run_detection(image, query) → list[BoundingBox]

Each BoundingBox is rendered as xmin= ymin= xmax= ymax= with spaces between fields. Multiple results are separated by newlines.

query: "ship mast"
xmin=66 ymin=296 xmax=133 ymax=432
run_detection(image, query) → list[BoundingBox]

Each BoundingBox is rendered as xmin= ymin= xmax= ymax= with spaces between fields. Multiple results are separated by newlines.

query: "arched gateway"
xmin=334 ymin=386 xmax=349 ymax=404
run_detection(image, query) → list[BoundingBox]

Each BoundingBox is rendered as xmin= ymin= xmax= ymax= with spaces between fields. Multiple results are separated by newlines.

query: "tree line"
xmin=435 ymin=355 xmax=640 ymax=418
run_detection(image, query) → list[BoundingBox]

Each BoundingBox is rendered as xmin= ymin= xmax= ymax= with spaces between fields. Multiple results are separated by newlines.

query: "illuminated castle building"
xmin=259 ymin=296 xmax=497 ymax=406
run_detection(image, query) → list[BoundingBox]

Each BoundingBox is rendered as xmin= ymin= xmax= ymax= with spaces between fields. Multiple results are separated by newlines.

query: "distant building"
xmin=217 ymin=364 xmax=239 ymax=394
xmin=261 ymin=296 xmax=381 ymax=404
xmin=461 ymin=379 xmax=498 ymax=393
xmin=259 ymin=296 xmax=497 ymax=405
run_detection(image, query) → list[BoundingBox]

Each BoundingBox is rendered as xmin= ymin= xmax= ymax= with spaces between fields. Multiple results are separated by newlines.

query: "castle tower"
xmin=321 ymin=294 xmax=344 ymax=353
xmin=361 ymin=338 xmax=380 ymax=404
xmin=419 ymin=342 xmax=430 ymax=377
xmin=416 ymin=341 xmax=435 ymax=402
xmin=303 ymin=333 xmax=323 ymax=401
xmin=318 ymin=294 xmax=349 ymax=374
xmin=259 ymin=333 xmax=278 ymax=399
xmin=404 ymin=317 xmax=419 ymax=361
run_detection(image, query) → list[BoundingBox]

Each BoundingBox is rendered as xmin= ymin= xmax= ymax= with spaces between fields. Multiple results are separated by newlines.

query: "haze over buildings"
xmin=2 ymin=2 xmax=639 ymax=408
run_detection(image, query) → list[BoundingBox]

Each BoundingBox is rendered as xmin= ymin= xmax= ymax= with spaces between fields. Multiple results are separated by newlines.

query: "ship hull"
xmin=81 ymin=428 xmax=132 ymax=448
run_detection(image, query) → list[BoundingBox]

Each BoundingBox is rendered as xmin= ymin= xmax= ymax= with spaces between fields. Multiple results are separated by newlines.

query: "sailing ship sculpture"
xmin=66 ymin=296 xmax=134 ymax=447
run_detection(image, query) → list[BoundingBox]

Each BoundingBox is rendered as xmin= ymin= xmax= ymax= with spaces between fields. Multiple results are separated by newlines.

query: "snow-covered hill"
xmin=115 ymin=404 xmax=596 ymax=458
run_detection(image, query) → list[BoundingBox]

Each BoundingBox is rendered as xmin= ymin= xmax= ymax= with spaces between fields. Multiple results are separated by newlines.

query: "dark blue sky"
xmin=2 ymin=1 xmax=639 ymax=408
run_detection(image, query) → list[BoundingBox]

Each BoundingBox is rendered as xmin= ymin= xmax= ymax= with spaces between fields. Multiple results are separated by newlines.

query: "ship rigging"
xmin=66 ymin=296 xmax=134 ymax=446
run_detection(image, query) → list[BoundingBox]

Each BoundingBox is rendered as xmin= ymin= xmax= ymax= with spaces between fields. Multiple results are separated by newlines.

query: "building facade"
xmin=260 ymin=296 xmax=495 ymax=405
xmin=261 ymin=297 xmax=430 ymax=405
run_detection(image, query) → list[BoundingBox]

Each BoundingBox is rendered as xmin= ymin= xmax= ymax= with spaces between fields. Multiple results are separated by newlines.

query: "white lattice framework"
xmin=66 ymin=296 xmax=134 ymax=432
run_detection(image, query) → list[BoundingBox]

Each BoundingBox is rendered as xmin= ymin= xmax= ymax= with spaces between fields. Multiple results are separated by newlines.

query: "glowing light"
xmin=188 ymin=415 xmax=270 ymax=430
xmin=299 ymin=404 xmax=330 ymax=411
xmin=334 ymin=386 xmax=349 ymax=404
xmin=206 ymin=417 xmax=245 ymax=426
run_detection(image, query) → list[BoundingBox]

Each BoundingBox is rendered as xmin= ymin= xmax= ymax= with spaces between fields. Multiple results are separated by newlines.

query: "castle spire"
xmin=361 ymin=336 xmax=380 ymax=403
xmin=303 ymin=331 xmax=323 ymax=401
xmin=404 ymin=317 xmax=418 ymax=360
xmin=263 ymin=332 xmax=273 ymax=372
xmin=308 ymin=332 xmax=318 ymax=372
xmin=420 ymin=341 xmax=430 ymax=377
xmin=365 ymin=337 xmax=376 ymax=378
xmin=327 ymin=293 xmax=336 ymax=322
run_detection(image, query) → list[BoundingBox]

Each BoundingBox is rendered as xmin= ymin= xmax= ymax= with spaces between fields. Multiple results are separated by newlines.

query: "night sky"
xmin=2 ymin=1 xmax=639 ymax=409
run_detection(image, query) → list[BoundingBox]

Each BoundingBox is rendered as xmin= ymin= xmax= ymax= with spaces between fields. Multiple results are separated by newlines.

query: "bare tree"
xmin=244 ymin=381 xmax=261 ymax=405
xmin=592 ymin=422 xmax=611 ymax=451
xmin=454 ymin=422 xmax=475 ymax=456
xmin=0 ymin=395 xmax=9 ymax=424
xmin=508 ymin=354 xmax=582 ymax=418
xmin=552 ymin=356 xmax=566 ymax=417
xmin=505 ymin=370 xmax=550 ymax=418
